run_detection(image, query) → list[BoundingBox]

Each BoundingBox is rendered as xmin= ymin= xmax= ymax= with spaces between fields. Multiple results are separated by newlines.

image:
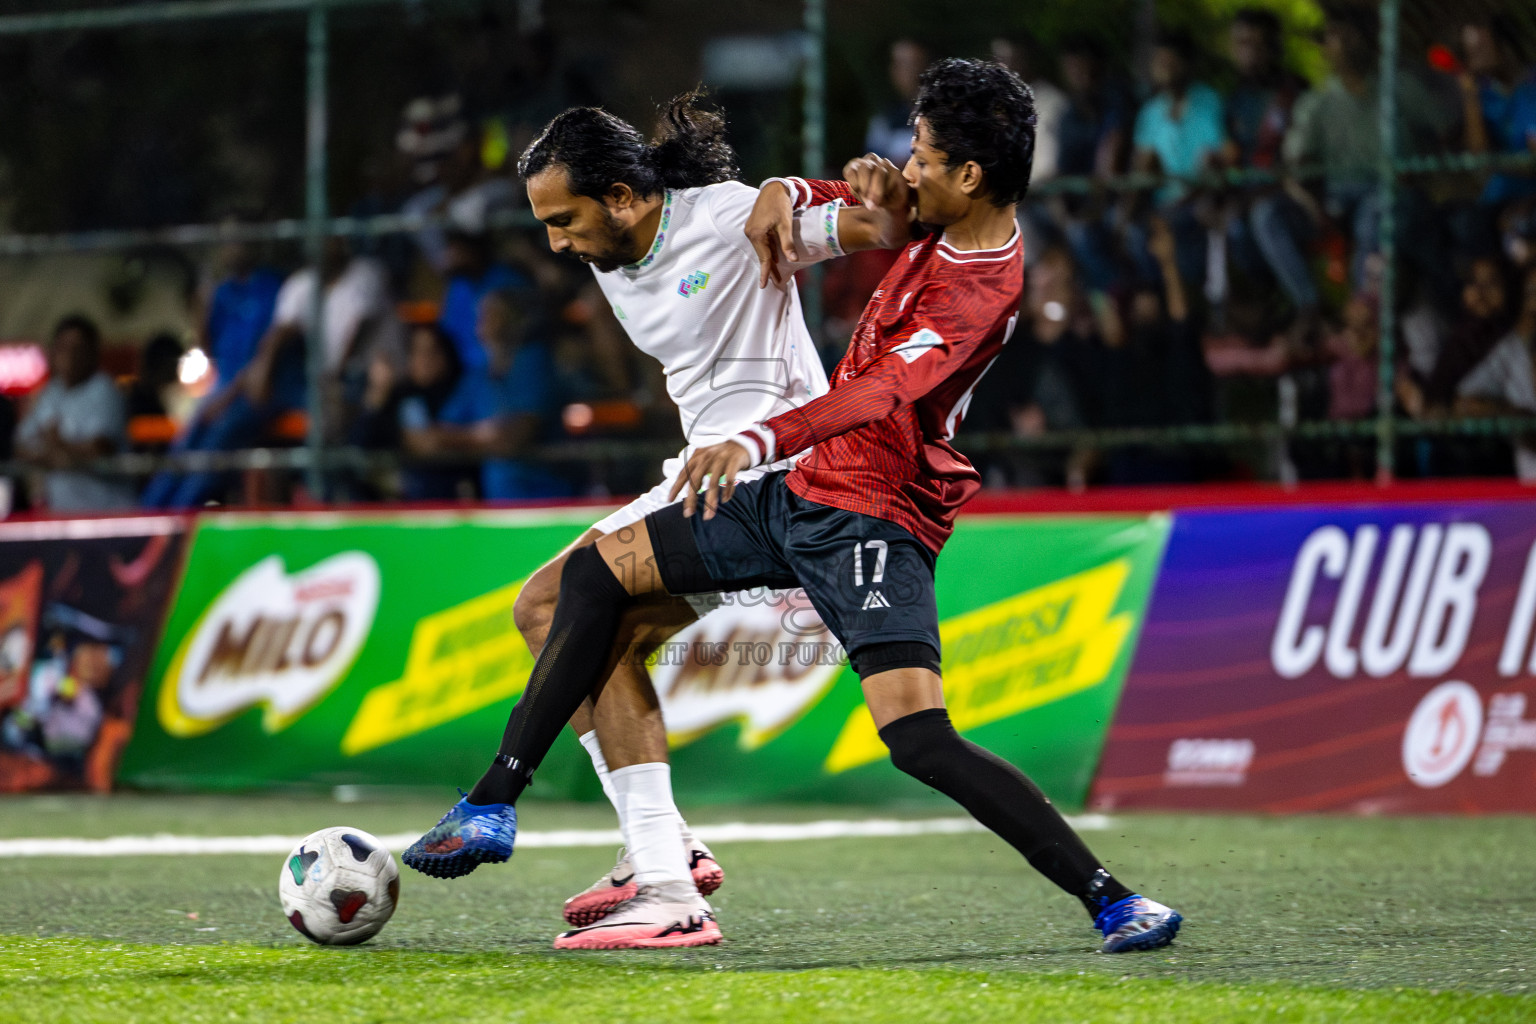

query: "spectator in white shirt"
xmin=16 ymin=315 xmax=135 ymax=511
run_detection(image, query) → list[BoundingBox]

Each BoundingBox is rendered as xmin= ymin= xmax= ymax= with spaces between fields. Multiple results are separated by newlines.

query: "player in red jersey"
xmin=406 ymin=58 xmax=1183 ymax=954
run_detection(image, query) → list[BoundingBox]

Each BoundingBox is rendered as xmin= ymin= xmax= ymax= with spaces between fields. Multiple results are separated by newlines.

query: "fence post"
xmin=801 ymin=0 xmax=826 ymax=349
xmin=1374 ymin=0 xmax=1400 ymax=483
xmin=303 ymin=3 xmax=329 ymax=497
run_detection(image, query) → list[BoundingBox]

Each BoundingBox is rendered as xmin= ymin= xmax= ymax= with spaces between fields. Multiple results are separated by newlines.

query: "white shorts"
xmin=590 ymin=448 xmax=794 ymax=617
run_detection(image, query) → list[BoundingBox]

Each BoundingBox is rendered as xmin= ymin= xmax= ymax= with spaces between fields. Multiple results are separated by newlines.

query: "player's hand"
xmin=667 ymin=441 xmax=752 ymax=520
xmin=843 ymin=153 xmax=914 ymax=248
xmin=745 ymin=181 xmax=797 ymax=288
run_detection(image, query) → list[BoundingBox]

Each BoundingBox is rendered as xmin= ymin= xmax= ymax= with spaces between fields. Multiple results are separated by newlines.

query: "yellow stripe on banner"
xmin=823 ymin=560 xmax=1134 ymax=774
xmin=340 ymin=579 xmax=534 ymax=756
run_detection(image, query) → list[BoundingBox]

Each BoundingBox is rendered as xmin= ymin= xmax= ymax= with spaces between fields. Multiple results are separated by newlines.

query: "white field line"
xmin=0 ymin=814 xmax=1113 ymax=858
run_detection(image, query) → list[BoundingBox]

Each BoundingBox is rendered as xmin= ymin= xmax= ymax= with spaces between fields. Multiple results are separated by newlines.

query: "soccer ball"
xmin=278 ymin=826 xmax=400 ymax=945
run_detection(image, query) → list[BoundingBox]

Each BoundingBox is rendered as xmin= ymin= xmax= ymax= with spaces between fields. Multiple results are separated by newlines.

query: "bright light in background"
xmin=1042 ymin=301 xmax=1066 ymax=323
xmin=177 ymin=347 xmax=211 ymax=386
xmin=563 ymin=403 xmax=594 ymax=432
xmin=0 ymin=343 xmax=48 ymax=395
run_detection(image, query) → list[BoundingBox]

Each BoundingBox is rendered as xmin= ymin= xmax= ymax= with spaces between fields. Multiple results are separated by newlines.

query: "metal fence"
xmin=1 ymin=0 xmax=1534 ymax=496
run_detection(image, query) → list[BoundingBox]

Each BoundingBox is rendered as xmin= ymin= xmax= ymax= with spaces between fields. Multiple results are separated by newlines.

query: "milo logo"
xmin=158 ymin=553 xmax=381 ymax=737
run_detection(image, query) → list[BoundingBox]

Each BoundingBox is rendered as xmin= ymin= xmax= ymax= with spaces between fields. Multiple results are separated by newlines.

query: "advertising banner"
xmin=1092 ymin=502 xmax=1536 ymax=813
xmin=0 ymin=516 xmax=188 ymax=793
xmin=121 ymin=509 xmax=1168 ymax=807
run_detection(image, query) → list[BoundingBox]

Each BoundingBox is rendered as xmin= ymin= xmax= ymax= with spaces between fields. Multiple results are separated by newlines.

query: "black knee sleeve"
xmin=879 ymin=706 xmax=959 ymax=782
xmin=469 ymin=545 xmax=633 ymax=806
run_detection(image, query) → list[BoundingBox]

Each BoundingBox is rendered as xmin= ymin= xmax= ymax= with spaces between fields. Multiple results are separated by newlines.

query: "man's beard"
xmin=572 ymin=211 xmax=637 ymax=274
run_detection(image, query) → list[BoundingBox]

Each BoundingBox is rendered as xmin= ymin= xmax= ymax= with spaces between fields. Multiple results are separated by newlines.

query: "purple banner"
xmin=1093 ymin=501 xmax=1536 ymax=814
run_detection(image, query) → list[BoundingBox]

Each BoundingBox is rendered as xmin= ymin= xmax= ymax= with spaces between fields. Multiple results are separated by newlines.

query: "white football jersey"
xmin=591 ymin=181 xmax=829 ymax=448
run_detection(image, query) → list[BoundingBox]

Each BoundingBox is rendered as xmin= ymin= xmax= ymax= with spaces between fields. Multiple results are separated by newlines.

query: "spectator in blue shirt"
xmin=368 ymin=322 xmax=482 ymax=501
xmin=395 ymin=289 xmax=569 ymax=501
xmin=141 ymin=242 xmax=302 ymax=509
xmin=477 ymin=288 xmax=571 ymax=500
xmin=439 ymin=230 xmax=530 ymax=373
xmin=1125 ymin=28 xmax=1227 ymax=290
xmin=1457 ymin=16 xmax=1536 ymax=214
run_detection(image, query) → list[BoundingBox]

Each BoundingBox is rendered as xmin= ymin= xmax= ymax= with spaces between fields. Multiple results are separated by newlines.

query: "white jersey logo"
xmin=861 ymin=590 xmax=891 ymax=611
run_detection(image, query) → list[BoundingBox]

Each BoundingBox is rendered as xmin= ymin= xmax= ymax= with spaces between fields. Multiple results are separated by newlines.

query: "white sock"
xmin=609 ymin=762 xmax=693 ymax=887
xmin=578 ymin=730 xmax=622 ymax=828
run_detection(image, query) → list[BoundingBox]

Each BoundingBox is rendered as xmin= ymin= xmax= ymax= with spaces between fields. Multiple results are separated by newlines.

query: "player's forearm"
xmin=739 ymin=365 xmax=911 ymax=463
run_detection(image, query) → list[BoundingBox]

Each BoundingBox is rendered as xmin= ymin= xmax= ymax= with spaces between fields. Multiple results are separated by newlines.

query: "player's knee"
xmin=877 ymin=706 xmax=962 ymax=782
xmin=557 ymin=543 xmax=632 ymax=608
xmin=512 ymin=568 xmax=558 ymax=640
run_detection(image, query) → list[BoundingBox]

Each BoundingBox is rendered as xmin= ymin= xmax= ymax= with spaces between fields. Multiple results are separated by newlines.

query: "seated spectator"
xmin=16 ymin=316 xmax=134 ymax=511
xmin=1259 ymin=7 xmax=1448 ymax=312
xmin=143 ymin=239 xmax=400 ymax=508
xmin=126 ymin=333 xmax=184 ymax=420
xmin=385 ymin=289 xmax=568 ymax=501
xmin=141 ymin=242 xmax=288 ymax=508
xmin=1399 ymin=256 xmax=1520 ymax=423
xmin=865 ymin=38 xmax=930 ymax=164
xmin=1455 ymin=15 xmax=1536 ymax=236
xmin=253 ymin=237 xmax=404 ymax=425
xmin=354 ymin=323 xmax=480 ymax=500
xmin=1451 ymin=264 xmax=1536 ymax=478
xmin=476 ymin=288 xmax=572 ymax=500
xmin=1323 ymin=294 xmax=1380 ymax=421
xmin=439 ymin=229 xmax=530 ymax=373
xmin=1125 ymin=28 xmax=1226 ymax=291
xmin=1053 ymin=34 xmax=1133 ymax=291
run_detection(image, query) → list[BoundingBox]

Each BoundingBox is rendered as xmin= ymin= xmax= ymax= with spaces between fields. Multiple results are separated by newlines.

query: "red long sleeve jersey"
xmin=763 ymin=204 xmax=1023 ymax=554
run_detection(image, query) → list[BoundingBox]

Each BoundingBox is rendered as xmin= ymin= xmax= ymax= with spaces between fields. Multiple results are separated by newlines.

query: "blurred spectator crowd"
xmin=3 ymin=4 xmax=1536 ymax=511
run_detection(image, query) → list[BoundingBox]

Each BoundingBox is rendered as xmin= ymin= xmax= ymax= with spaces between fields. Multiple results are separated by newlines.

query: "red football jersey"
xmin=761 ymin=216 xmax=1024 ymax=553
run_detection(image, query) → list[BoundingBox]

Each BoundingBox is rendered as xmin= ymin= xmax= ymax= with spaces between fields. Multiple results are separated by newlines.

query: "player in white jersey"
xmin=480 ymin=93 xmax=833 ymax=944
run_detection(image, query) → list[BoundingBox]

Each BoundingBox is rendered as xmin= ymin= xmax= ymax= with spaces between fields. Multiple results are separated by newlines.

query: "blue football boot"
xmin=402 ymin=792 xmax=517 ymax=879
xmin=1095 ymin=894 xmax=1183 ymax=953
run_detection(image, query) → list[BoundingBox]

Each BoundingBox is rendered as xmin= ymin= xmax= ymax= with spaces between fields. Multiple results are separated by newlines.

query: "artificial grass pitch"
xmin=1 ymin=794 xmax=1533 ymax=1023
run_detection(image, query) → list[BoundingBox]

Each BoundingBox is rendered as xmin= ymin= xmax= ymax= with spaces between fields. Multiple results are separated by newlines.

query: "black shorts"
xmin=644 ymin=471 xmax=941 ymax=667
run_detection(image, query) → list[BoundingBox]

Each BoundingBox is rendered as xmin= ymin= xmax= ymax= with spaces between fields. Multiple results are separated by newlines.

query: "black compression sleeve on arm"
xmin=466 ymin=544 xmax=634 ymax=805
xmin=878 ymin=707 xmax=1134 ymax=917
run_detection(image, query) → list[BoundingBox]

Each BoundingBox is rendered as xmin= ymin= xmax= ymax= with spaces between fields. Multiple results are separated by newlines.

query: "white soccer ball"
xmin=278 ymin=826 xmax=400 ymax=945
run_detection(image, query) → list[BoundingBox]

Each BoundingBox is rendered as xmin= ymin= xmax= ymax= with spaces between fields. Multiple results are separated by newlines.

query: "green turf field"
xmin=1 ymin=793 xmax=1533 ymax=1023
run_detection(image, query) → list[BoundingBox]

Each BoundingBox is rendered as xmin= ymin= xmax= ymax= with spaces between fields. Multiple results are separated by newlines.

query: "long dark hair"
xmin=409 ymin=321 xmax=464 ymax=416
xmin=517 ymin=89 xmax=739 ymax=200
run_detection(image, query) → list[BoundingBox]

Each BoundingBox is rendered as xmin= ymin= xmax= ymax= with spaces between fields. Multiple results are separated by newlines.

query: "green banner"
xmin=120 ymin=509 xmax=1168 ymax=808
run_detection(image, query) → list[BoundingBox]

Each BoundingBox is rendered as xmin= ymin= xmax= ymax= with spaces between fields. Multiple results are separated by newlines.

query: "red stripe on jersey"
xmin=795 ymin=178 xmax=859 ymax=210
xmin=764 ymin=226 xmax=1023 ymax=553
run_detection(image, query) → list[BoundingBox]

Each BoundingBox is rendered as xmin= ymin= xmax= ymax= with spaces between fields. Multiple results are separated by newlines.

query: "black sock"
xmin=466 ymin=544 xmax=633 ymax=805
xmin=878 ymin=707 xmax=1135 ymax=918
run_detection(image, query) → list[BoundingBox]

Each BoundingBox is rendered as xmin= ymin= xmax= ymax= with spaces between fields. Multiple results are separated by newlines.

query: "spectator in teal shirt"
xmin=1125 ymin=28 xmax=1226 ymax=290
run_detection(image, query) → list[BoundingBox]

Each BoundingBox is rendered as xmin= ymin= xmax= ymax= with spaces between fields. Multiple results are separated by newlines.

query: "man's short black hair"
xmin=1058 ymin=32 xmax=1107 ymax=62
xmin=1233 ymin=7 xmax=1283 ymax=41
xmin=1153 ymin=27 xmax=1199 ymax=64
xmin=910 ymin=58 xmax=1037 ymax=208
xmin=53 ymin=314 xmax=101 ymax=351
